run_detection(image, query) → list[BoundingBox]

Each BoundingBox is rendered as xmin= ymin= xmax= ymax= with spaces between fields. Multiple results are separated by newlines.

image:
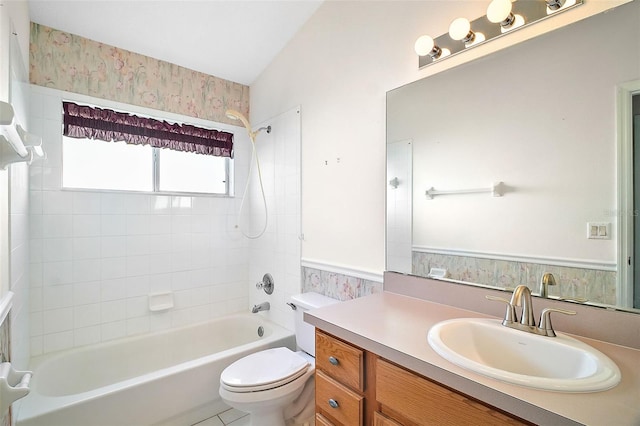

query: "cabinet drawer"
xmin=316 ymin=370 xmax=363 ymax=425
xmin=377 ymin=359 xmax=525 ymax=425
xmin=373 ymin=411 xmax=403 ymax=426
xmin=316 ymin=331 xmax=364 ymax=391
xmin=315 ymin=413 xmax=336 ymax=426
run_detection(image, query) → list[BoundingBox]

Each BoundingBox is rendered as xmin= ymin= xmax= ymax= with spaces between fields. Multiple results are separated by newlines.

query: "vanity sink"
xmin=427 ymin=318 xmax=621 ymax=392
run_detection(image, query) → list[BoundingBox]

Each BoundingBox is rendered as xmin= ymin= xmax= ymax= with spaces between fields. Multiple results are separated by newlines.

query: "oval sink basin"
xmin=427 ymin=318 xmax=621 ymax=392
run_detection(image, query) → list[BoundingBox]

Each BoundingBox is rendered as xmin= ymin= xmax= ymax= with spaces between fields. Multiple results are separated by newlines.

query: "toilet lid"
xmin=221 ymin=347 xmax=310 ymax=391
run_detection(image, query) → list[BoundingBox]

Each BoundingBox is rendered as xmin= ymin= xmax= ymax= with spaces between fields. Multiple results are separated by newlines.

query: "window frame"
xmin=152 ymin=146 xmax=232 ymax=196
xmin=60 ymin=100 xmax=235 ymax=198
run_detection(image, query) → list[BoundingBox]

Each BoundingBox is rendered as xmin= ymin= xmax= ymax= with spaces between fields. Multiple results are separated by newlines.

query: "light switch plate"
xmin=587 ymin=222 xmax=611 ymax=239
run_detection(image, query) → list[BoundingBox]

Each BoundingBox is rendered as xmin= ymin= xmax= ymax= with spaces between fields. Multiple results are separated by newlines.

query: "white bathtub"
xmin=16 ymin=314 xmax=295 ymax=426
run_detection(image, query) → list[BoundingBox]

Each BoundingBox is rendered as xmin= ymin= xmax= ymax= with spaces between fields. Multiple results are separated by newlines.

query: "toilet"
xmin=219 ymin=292 xmax=339 ymax=426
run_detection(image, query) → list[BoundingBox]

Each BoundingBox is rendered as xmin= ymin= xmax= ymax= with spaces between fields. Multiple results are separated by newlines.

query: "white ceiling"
xmin=28 ymin=0 xmax=324 ymax=86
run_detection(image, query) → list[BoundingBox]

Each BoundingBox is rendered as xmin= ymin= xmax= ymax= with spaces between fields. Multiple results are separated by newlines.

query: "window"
xmin=63 ymin=137 xmax=154 ymax=191
xmin=61 ymin=102 xmax=233 ymax=195
xmin=158 ymin=148 xmax=228 ymax=194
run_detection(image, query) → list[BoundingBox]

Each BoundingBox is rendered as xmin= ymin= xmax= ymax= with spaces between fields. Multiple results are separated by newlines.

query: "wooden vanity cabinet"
xmin=375 ymin=358 xmax=527 ymax=426
xmin=314 ymin=330 xmax=367 ymax=425
xmin=315 ymin=329 xmax=528 ymax=426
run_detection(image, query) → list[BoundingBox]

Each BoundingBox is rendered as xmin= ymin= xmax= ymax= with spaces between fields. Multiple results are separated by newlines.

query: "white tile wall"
xmin=10 ymin=161 xmax=31 ymax=370
xmin=29 ymin=87 xmax=257 ymax=355
xmin=248 ymin=107 xmax=302 ymax=331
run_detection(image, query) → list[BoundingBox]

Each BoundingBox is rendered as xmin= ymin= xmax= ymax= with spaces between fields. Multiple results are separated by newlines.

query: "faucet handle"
xmin=538 ymin=307 xmax=576 ymax=337
xmin=256 ymin=273 xmax=274 ymax=295
xmin=485 ymin=295 xmax=517 ymax=324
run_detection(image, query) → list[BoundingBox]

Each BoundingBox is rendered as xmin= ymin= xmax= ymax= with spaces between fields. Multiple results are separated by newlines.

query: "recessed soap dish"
xmin=148 ymin=292 xmax=174 ymax=312
xmin=427 ymin=268 xmax=449 ymax=279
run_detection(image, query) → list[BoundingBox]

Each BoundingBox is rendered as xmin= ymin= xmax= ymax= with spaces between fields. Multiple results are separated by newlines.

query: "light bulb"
xmin=487 ymin=0 xmax=513 ymax=24
xmin=414 ymin=35 xmax=435 ymax=56
xmin=414 ymin=35 xmax=443 ymax=59
xmin=449 ymin=18 xmax=472 ymax=42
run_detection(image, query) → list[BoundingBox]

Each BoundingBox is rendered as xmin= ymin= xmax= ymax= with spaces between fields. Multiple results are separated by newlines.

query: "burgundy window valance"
xmin=62 ymin=101 xmax=234 ymax=158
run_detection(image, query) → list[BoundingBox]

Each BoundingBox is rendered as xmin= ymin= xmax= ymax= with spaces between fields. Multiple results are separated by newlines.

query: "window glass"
xmin=62 ymin=137 xmax=153 ymax=191
xmin=158 ymin=148 xmax=227 ymax=194
xmin=62 ymin=136 xmax=231 ymax=195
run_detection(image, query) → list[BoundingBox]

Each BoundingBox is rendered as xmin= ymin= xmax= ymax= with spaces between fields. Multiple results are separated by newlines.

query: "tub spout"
xmin=252 ymin=302 xmax=270 ymax=313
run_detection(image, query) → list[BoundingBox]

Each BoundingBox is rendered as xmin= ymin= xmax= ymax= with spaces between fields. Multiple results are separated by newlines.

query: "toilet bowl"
xmin=219 ymin=347 xmax=314 ymax=425
xmin=219 ymin=293 xmax=339 ymax=426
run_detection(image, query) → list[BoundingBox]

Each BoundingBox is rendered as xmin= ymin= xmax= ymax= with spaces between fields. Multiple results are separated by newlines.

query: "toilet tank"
xmin=290 ymin=292 xmax=340 ymax=357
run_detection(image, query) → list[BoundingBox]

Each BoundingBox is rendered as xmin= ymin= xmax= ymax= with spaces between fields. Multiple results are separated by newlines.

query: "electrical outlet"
xmin=587 ymin=222 xmax=610 ymax=239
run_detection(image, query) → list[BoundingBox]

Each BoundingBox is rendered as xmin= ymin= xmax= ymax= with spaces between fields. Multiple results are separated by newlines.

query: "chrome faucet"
xmin=539 ymin=272 xmax=556 ymax=298
xmin=486 ymin=285 xmax=576 ymax=337
xmin=251 ymin=302 xmax=270 ymax=313
xmin=510 ymin=285 xmax=536 ymax=328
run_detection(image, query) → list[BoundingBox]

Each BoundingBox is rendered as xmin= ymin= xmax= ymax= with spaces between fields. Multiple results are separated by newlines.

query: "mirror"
xmin=386 ymin=1 xmax=640 ymax=312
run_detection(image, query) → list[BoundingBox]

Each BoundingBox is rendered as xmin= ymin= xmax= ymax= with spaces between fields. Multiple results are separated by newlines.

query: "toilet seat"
xmin=221 ymin=347 xmax=310 ymax=393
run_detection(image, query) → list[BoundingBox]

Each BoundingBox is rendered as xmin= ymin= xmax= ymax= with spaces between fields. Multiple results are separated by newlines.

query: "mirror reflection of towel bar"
xmin=426 ymin=182 xmax=505 ymax=199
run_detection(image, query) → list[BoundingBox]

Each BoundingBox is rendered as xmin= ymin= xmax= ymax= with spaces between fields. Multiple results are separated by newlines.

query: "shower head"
xmin=225 ymin=109 xmax=240 ymax=120
xmin=225 ymin=109 xmax=252 ymax=132
xmin=225 ymin=109 xmax=271 ymax=139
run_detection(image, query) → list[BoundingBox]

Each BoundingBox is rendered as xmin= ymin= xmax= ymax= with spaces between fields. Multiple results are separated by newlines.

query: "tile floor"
xmin=193 ymin=408 xmax=315 ymax=426
xmin=192 ymin=408 xmax=249 ymax=426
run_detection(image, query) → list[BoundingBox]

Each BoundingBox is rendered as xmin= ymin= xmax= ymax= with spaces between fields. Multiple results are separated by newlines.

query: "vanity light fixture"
xmin=487 ymin=0 xmax=515 ymax=28
xmin=417 ymin=0 xmax=583 ymax=69
xmin=449 ymin=17 xmax=486 ymax=47
xmin=546 ymin=0 xmax=577 ymax=14
xmin=546 ymin=0 xmax=566 ymax=11
xmin=414 ymin=35 xmax=443 ymax=59
xmin=449 ymin=18 xmax=475 ymax=43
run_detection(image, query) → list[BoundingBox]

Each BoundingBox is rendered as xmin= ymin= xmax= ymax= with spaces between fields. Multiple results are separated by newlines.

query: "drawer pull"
xmin=328 ymin=399 xmax=339 ymax=409
xmin=328 ymin=356 xmax=339 ymax=366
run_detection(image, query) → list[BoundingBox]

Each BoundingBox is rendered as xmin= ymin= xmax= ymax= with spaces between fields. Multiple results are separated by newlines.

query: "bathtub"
xmin=16 ymin=314 xmax=295 ymax=426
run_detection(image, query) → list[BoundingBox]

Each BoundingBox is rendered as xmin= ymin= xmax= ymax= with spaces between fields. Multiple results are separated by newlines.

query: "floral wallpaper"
xmin=413 ymin=252 xmax=617 ymax=306
xmin=29 ymin=23 xmax=250 ymax=125
xmin=302 ymin=267 xmax=382 ymax=301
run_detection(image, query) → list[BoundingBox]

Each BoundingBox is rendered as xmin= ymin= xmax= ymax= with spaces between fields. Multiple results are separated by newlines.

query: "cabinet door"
xmin=376 ymin=359 xmax=526 ymax=425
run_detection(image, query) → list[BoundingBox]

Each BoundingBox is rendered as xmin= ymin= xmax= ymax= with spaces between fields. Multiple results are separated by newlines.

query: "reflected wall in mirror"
xmin=386 ymin=1 xmax=640 ymax=312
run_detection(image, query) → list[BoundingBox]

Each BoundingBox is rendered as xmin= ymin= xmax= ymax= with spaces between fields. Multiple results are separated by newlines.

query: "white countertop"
xmin=305 ymin=292 xmax=640 ymax=426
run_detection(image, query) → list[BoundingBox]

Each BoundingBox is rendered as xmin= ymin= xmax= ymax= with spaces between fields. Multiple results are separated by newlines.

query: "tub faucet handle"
xmin=256 ymin=273 xmax=274 ymax=295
